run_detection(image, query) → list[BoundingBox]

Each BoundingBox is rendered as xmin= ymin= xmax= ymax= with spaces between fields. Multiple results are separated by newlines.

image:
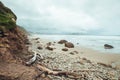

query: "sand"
xmin=27 ymin=36 xmax=120 ymax=79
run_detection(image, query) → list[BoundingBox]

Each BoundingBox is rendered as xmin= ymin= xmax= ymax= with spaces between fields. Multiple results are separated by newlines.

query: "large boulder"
xmin=104 ymin=44 xmax=114 ymax=49
xmin=58 ymin=40 xmax=67 ymax=44
xmin=65 ymin=42 xmax=74 ymax=48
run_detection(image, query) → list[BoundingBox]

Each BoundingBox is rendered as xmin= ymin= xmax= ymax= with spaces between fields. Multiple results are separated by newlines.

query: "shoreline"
xmin=30 ymin=34 xmax=120 ymax=54
xmin=26 ymin=35 xmax=120 ymax=79
xmin=28 ymin=35 xmax=120 ymax=69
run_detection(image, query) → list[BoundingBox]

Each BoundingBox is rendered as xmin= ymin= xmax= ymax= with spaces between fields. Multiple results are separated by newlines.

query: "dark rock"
xmin=58 ymin=40 xmax=67 ymax=44
xmin=65 ymin=42 xmax=74 ymax=48
xmin=38 ymin=46 xmax=43 ymax=50
xmin=46 ymin=46 xmax=54 ymax=51
xmin=62 ymin=48 xmax=68 ymax=51
xmin=104 ymin=44 xmax=114 ymax=49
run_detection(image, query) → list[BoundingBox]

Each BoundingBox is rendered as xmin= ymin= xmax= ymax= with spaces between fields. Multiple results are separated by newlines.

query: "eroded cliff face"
xmin=0 ymin=1 xmax=29 ymax=63
xmin=0 ymin=27 xmax=29 ymax=63
xmin=0 ymin=2 xmax=38 ymax=80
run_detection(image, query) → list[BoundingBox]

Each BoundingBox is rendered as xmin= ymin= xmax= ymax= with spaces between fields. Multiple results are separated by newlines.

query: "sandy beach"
xmin=27 ymin=36 xmax=120 ymax=79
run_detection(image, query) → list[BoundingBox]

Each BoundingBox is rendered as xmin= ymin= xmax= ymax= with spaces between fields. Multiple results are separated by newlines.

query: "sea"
xmin=31 ymin=34 xmax=120 ymax=54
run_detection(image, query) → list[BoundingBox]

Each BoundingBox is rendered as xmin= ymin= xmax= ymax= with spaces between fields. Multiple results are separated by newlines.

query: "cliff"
xmin=0 ymin=1 xmax=28 ymax=63
xmin=0 ymin=2 xmax=38 ymax=80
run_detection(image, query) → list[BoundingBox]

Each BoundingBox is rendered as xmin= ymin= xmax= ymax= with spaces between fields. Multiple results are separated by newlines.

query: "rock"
xmin=36 ymin=41 xmax=40 ymax=43
xmin=69 ymin=52 xmax=75 ymax=55
xmin=25 ymin=40 xmax=31 ymax=45
xmin=62 ymin=48 xmax=68 ymax=51
xmin=69 ymin=51 xmax=78 ymax=55
xmin=0 ymin=30 xmax=4 ymax=37
xmin=46 ymin=42 xmax=52 ymax=46
xmin=33 ymin=38 xmax=40 ymax=40
xmin=73 ymin=51 xmax=78 ymax=54
xmin=38 ymin=46 xmax=43 ymax=50
xmin=77 ymin=43 xmax=79 ymax=45
xmin=65 ymin=42 xmax=74 ymax=48
xmin=58 ymin=40 xmax=67 ymax=44
xmin=46 ymin=46 xmax=54 ymax=51
xmin=104 ymin=44 xmax=114 ymax=49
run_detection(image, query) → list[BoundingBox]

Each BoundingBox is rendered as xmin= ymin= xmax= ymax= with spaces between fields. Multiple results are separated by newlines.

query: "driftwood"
xmin=36 ymin=64 xmax=101 ymax=79
xmin=26 ymin=52 xmax=37 ymax=65
xmin=26 ymin=51 xmax=99 ymax=79
xmin=36 ymin=64 xmax=82 ymax=79
xmin=25 ymin=51 xmax=44 ymax=66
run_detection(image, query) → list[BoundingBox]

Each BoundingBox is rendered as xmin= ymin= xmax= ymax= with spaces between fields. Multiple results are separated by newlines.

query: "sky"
xmin=1 ymin=0 xmax=120 ymax=35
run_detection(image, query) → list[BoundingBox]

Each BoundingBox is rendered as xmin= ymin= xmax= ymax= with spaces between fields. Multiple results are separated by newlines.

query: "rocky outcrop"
xmin=104 ymin=44 xmax=114 ymax=49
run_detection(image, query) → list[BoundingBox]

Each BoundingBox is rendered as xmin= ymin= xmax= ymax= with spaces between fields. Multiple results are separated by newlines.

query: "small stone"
xmin=77 ymin=43 xmax=79 ymax=45
xmin=46 ymin=46 xmax=54 ymax=51
xmin=62 ymin=48 xmax=68 ymax=51
xmin=65 ymin=42 xmax=74 ymax=48
xmin=32 ymin=38 xmax=39 ymax=40
xmin=69 ymin=51 xmax=78 ymax=55
xmin=69 ymin=52 xmax=74 ymax=55
xmin=35 ymin=38 xmax=40 ymax=40
xmin=25 ymin=41 xmax=31 ymax=45
xmin=36 ymin=41 xmax=40 ymax=43
xmin=73 ymin=51 xmax=78 ymax=54
xmin=58 ymin=40 xmax=67 ymax=44
xmin=46 ymin=42 xmax=52 ymax=46
xmin=37 ymin=46 xmax=43 ymax=50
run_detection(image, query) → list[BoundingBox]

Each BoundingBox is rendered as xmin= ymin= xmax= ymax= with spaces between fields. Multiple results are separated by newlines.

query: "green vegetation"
xmin=0 ymin=1 xmax=17 ymax=31
xmin=0 ymin=13 xmax=16 ymax=30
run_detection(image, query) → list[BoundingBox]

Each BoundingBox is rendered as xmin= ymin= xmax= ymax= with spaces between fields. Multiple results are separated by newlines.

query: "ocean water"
xmin=31 ymin=34 xmax=120 ymax=54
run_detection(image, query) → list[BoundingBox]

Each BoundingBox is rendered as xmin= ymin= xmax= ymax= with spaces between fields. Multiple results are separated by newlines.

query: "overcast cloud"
xmin=1 ymin=0 xmax=120 ymax=35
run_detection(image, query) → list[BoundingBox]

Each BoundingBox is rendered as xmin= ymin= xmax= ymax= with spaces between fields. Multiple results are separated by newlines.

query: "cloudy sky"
xmin=1 ymin=0 xmax=120 ymax=35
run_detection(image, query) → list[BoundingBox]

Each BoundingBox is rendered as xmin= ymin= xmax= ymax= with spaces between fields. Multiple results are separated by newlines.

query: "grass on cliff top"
xmin=0 ymin=1 xmax=17 ymax=31
xmin=0 ymin=13 xmax=16 ymax=30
